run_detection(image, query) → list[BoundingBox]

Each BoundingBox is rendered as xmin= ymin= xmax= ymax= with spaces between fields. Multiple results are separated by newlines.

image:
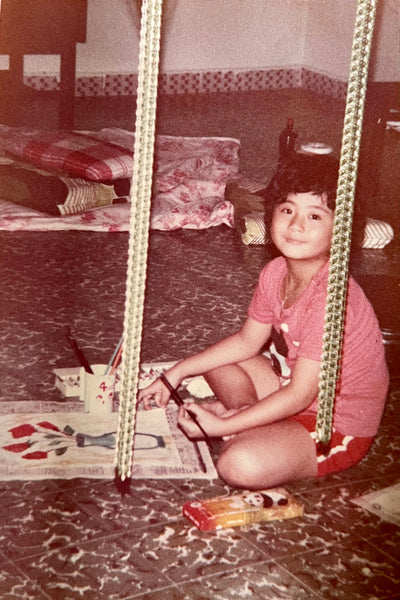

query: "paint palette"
xmin=53 ymin=367 xmax=81 ymax=397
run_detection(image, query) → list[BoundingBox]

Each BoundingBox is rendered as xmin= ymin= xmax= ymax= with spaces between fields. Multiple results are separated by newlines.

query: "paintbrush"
xmin=159 ymin=372 xmax=211 ymax=473
xmin=65 ymin=326 xmax=94 ymax=374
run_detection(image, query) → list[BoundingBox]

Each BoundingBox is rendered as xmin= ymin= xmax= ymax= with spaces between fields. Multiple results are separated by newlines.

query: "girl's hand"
xmin=177 ymin=402 xmax=229 ymax=439
xmin=138 ymin=370 xmax=182 ymax=410
xmin=138 ymin=378 xmax=170 ymax=410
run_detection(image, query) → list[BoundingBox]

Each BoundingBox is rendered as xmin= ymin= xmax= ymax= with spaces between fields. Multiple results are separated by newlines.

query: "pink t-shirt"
xmin=248 ymin=257 xmax=389 ymax=437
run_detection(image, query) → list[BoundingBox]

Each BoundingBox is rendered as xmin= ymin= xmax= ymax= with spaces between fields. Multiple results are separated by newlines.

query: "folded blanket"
xmin=0 ymin=162 xmax=129 ymax=215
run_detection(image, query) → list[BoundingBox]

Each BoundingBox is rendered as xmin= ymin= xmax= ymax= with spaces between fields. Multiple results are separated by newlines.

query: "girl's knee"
xmin=216 ymin=449 xmax=242 ymax=487
xmin=217 ymin=423 xmax=318 ymax=488
xmin=204 ymin=364 xmax=259 ymax=410
xmin=217 ymin=444 xmax=261 ymax=488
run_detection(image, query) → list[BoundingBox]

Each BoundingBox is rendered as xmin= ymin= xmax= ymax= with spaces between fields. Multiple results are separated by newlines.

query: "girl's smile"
xmin=271 ymin=191 xmax=334 ymax=262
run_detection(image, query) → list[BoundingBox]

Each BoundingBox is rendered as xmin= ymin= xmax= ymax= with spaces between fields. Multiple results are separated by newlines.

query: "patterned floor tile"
xmin=296 ymin=482 xmax=400 ymax=545
xmin=277 ymin=541 xmax=400 ymax=600
xmin=13 ymin=534 xmax=175 ymax=600
xmin=0 ymin=559 xmax=50 ymax=600
xmin=119 ymin=520 xmax=271 ymax=585
xmin=58 ymin=479 xmax=188 ymax=530
xmin=0 ymin=481 xmax=117 ymax=560
xmin=130 ymin=586 xmax=192 ymax=600
xmin=179 ymin=561 xmax=324 ymax=600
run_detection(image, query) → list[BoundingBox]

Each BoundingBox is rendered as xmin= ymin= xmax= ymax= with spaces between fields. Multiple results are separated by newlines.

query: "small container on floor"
xmin=183 ymin=487 xmax=303 ymax=530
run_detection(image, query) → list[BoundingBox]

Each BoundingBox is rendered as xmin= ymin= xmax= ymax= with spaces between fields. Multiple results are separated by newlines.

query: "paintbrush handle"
xmin=159 ymin=373 xmax=182 ymax=404
xmin=159 ymin=374 xmax=208 ymax=473
xmin=159 ymin=373 xmax=212 ymax=443
xmin=65 ymin=327 xmax=93 ymax=374
xmin=192 ymin=440 xmax=208 ymax=473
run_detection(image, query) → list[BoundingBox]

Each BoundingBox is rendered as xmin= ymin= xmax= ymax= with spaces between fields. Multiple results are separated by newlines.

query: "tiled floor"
xmin=0 ymin=88 xmax=399 ymax=599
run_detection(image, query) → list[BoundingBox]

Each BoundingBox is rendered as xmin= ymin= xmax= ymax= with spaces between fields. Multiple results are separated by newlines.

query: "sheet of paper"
xmin=0 ymin=408 xmax=217 ymax=481
xmin=351 ymin=483 xmax=400 ymax=526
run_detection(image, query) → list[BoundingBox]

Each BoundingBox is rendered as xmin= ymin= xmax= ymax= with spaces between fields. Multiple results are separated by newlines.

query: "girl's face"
xmin=271 ymin=192 xmax=334 ymax=262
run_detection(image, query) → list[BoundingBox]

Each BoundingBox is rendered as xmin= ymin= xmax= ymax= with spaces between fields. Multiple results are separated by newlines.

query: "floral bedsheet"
xmin=0 ymin=129 xmax=240 ymax=232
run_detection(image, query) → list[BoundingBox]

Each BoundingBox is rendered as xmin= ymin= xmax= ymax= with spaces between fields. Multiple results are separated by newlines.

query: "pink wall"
xmin=1 ymin=0 xmax=398 ymax=83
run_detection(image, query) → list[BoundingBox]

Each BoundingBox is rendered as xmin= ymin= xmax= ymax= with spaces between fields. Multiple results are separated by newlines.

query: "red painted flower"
xmin=22 ymin=451 xmax=48 ymax=460
xmin=3 ymin=421 xmax=74 ymax=461
xmin=8 ymin=424 xmax=37 ymax=438
xmin=2 ymin=442 xmax=31 ymax=453
xmin=37 ymin=421 xmax=61 ymax=432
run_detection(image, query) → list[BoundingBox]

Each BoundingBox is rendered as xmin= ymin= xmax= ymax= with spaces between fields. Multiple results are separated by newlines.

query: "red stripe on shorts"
xmin=290 ymin=413 xmax=373 ymax=477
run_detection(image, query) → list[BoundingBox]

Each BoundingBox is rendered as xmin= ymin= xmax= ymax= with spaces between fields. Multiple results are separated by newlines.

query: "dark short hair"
xmin=267 ymin=153 xmax=339 ymax=209
xmin=264 ymin=153 xmax=366 ymax=250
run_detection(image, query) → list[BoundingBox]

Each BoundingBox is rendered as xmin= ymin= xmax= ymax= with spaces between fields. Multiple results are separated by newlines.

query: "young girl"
xmin=138 ymin=155 xmax=389 ymax=490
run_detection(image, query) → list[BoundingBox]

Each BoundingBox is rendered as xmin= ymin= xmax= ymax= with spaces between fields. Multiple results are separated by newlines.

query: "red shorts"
xmin=290 ymin=414 xmax=373 ymax=478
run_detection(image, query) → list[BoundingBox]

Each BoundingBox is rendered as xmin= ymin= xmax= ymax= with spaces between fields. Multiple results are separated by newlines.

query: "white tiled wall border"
xmin=23 ymin=67 xmax=348 ymax=100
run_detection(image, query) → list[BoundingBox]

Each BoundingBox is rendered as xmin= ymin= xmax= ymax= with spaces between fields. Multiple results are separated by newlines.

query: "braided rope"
xmin=316 ymin=0 xmax=377 ymax=443
xmin=115 ymin=0 xmax=163 ymax=479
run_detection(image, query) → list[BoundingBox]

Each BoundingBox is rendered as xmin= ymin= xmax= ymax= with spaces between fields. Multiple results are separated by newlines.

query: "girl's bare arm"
xmin=178 ymin=356 xmax=320 ymax=438
xmin=138 ymin=317 xmax=272 ymax=409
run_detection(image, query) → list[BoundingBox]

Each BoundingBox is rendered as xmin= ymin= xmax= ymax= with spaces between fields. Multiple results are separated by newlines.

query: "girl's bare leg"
xmin=204 ymin=354 xmax=280 ymax=410
xmin=202 ymin=355 xmax=317 ymax=487
xmin=217 ymin=420 xmax=318 ymax=489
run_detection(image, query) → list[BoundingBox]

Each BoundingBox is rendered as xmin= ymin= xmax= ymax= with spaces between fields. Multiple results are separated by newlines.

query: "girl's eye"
xmin=281 ymin=207 xmax=292 ymax=214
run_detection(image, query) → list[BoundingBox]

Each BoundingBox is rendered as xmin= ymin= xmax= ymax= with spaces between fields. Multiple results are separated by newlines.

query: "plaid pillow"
xmin=0 ymin=126 xmax=133 ymax=182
